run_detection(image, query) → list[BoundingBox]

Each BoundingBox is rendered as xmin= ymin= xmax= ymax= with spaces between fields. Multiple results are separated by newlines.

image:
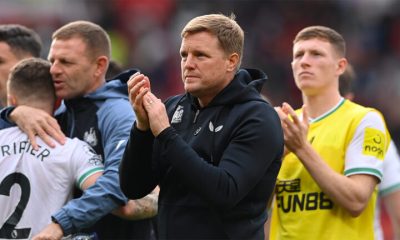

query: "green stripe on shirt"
xmin=344 ymin=167 xmax=383 ymax=180
xmin=380 ymin=183 xmax=400 ymax=196
xmin=77 ymin=167 xmax=104 ymax=189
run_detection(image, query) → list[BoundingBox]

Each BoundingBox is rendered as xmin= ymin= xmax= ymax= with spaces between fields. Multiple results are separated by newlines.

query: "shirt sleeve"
xmin=379 ymin=141 xmax=400 ymax=196
xmin=120 ymin=123 xmax=156 ymax=199
xmin=52 ymin=98 xmax=135 ymax=235
xmin=69 ymin=139 xmax=104 ymax=189
xmin=0 ymin=106 xmax=16 ymax=129
xmin=344 ymin=111 xmax=388 ymax=181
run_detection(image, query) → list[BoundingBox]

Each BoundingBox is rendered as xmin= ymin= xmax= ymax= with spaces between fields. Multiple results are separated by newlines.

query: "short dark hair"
xmin=52 ymin=20 xmax=111 ymax=60
xmin=294 ymin=26 xmax=346 ymax=57
xmin=0 ymin=24 xmax=42 ymax=58
xmin=8 ymin=58 xmax=56 ymax=105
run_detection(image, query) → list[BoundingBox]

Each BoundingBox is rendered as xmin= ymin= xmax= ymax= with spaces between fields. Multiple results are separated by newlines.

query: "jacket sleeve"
xmin=52 ymin=99 xmax=135 ymax=235
xmin=0 ymin=106 xmax=16 ymax=129
xmin=119 ymin=94 xmax=184 ymax=199
xmin=157 ymin=103 xmax=283 ymax=209
xmin=119 ymin=123 xmax=157 ymax=199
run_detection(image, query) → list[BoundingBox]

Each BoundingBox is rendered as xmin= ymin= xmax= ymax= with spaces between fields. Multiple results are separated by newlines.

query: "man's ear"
xmin=227 ymin=53 xmax=240 ymax=72
xmin=94 ymin=56 xmax=109 ymax=78
xmin=7 ymin=93 xmax=17 ymax=106
xmin=337 ymin=58 xmax=348 ymax=76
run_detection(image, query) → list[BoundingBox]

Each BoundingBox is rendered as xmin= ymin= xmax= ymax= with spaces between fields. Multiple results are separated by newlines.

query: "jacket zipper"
xmin=67 ymin=106 xmax=75 ymax=137
xmin=193 ymin=109 xmax=200 ymax=123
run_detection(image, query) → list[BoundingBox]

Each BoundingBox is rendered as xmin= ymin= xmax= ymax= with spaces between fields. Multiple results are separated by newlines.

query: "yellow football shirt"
xmin=270 ymin=99 xmax=389 ymax=240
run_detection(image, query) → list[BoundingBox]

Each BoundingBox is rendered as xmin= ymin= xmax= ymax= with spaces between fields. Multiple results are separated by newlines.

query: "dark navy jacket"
xmin=120 ymin=69 xmax=284 ymax=239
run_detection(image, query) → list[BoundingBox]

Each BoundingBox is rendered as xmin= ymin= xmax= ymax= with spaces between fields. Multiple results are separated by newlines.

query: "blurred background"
xmin=1 ymin=0 xmax=399 ymax=142
xmin=1 ymin=0 xmax=399 ymax=239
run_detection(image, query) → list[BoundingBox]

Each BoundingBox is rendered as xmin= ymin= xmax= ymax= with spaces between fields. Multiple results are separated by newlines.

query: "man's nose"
xmin=50 ymin=62 xmax=61 ymax=75
xmin=183 ymin=55 xmax=195 ymax=69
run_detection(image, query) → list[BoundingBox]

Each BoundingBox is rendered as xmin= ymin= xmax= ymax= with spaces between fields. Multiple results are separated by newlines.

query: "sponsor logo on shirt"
xmin=275 ymin=178 xmax=334 ymax=212
xmin=362 ymin=127 xmax=385 ymax=160
xmin=276 ymin=179 xmax=301 ymax=193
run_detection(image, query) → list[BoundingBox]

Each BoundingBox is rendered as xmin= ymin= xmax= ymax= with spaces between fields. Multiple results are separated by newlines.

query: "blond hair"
xmin=181 ymin=13 xmax=244 ymax=68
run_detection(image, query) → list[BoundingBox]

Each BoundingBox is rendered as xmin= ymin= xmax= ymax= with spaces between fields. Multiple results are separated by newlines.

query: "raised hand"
xmin=127 ymin=72 xmax=151 ymax=131
xmin=275 ymin=103 xmax=309 ymax=154
xmin=142 ymin=92 xmax=170 ymax=137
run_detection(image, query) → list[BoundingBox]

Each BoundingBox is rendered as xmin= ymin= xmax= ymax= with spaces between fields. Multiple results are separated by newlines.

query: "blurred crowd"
xmin=1 ymin=0 xmax=399 ymax=145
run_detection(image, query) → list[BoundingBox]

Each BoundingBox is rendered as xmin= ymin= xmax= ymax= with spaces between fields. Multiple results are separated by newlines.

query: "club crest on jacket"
xmin=84 ymin=127 xmax=98 ymax=147
xmin=171 ymin=105 xmax=184 ymax=124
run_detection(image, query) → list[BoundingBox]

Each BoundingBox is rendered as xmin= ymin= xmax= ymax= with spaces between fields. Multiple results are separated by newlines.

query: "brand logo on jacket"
xmin=171 ymin=105 xmax=184 ymax=124
xmin=83 ymin=127 xmax=98 ymax=147
xmin=209 ymin=121 xmax=223 ymax=132
xmin=194 ymin=127 xmax=201 ymax=136
xmin=116 ymin=140 xmax=126 ymax=150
